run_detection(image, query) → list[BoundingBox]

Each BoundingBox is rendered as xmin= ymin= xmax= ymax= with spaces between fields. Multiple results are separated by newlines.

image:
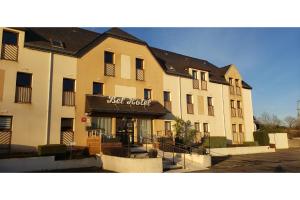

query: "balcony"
xmin=187 ymin=103 xmax=194 ymax=114
xmin=1 ymin=44 xmax=18 ymax=61
xmin=193 ymin=79 xmax=199 ymax=89
xmin=136 ymin=69 xmax=144 ymax=81
xmin=237 ymin=108 xmax=243 ymax=118
xmin=208 ymin=105 xmax=214 ymax=116
xmin=104 ymin=63 xmax=115 ymax=76
xmin=236 ymin=86 xmax=241 ymax=96
xmin=231 ymin=108 xmax=237 ymax=117
xmin=201 ymin=80 xmax=207 ymax=90
xmin=62 ymin=91 xmax=75 ymax=106
xmin=229 ymin=85 xmax=235 ymax=95
xmin=15 ymin=86 xmax=32 ymax=103
xmin=164 ymin=101 xmax=172 ymax=112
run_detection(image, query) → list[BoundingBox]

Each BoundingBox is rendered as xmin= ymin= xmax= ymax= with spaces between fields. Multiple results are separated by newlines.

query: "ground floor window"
xmin=60 ymin=118 xmax=74 ymax=145
xmin=137 ymin=119 xmax=152 ymax=143
xmin=91 ymin=117 xmax=112 ymax=135
xmin=0 ymin=116 xmax=12 ymax=150
xmin=164 ymin=121 xmax=172 ymax=136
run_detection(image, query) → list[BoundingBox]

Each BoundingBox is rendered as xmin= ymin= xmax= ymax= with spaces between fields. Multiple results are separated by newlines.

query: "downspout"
xmin=221 ymin=85 xmax=227 ymax=137
xmin=179 ymin=76 xmax=183 ymax=119
xmin=46 ymin=52 xmax=54 ymax=144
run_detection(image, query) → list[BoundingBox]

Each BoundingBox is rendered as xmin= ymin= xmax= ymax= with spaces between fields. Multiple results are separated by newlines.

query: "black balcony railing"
xmin=15 ymin=86 xmax=32 ymax=103
xmin=62 ymin=91 xmax=75 ymax=106
xmin=104 ymin=63 xmax=115 ymax=76
xmin=1 ymin=44 xmax=18 ymax=61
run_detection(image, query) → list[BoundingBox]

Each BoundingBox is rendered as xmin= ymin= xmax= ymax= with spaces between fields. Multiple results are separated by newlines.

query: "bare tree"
xmin=284 ymin=116 xmax=297 ymax=128
xmin=258 ymin=112 xmax=282 ymax=127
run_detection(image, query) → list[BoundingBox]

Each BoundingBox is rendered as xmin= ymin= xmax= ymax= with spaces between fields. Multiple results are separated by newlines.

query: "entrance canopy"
xmin=85 ymin=95 xmax=169 ymax=118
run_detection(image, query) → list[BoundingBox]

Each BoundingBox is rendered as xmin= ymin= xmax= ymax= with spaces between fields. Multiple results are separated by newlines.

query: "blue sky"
xmin=86 ymin=28 xmax=300 ymax=119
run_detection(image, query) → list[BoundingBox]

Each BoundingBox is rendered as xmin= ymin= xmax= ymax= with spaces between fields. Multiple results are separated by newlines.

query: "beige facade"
xmin=0 ymin=27 xmax=255 ymax=152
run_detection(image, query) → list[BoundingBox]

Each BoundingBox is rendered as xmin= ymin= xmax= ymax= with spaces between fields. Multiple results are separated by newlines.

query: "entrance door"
xmin=116 ymin=117 xmax=134 ymax=145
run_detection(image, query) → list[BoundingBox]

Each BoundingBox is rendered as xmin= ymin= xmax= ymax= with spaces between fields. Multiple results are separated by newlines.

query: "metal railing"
xmin=60 ymin=130 xmax=74 ymax=145
xmin=187 ymin=103 xmax=194 ymax=114
xmin=1 ymin=44 xmax=18 ymax=61
xmin=201 ymin=80 xmax=207 ymax=90
xmin=62 ymin=91 xmax=75 ymax=106
xmin=208 ymin=105 xmax=214 ymax=116
xmin=193 ymin=79 xmax=199 ymax=89
xmin=0 ymin=130 xmax=12 ymax=152
xmin=136 ymin=69 xmax=144 ymax=81
xmin=231 ymin=108 xmax=236 ymax=117
xmin=164 ymin=101 xmax=172 ymax=112
xmin=15 ymin=86 xmax=32 ymax=103
xmin=229 ymin=85 xmax=235 ymax=95
xmin=104 ymin=63 xmax=115 ymax=76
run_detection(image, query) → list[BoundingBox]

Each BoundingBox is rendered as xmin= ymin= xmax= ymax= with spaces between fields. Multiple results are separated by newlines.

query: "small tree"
xmin=173 ymin=117 xmax=196 ymax=145
xmin=284 ymin=116 xmax=297 ymax=129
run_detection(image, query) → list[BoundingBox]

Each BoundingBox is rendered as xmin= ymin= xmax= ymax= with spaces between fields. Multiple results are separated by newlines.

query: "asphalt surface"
xmin=200 ymin=148 xmax=300 ymax=172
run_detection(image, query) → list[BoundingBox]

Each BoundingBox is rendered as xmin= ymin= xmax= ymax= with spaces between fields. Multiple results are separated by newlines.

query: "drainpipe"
xmin=179 ymin=76 xmax=183 ymax=119
xmin=221 ymin=85 xmax=227 ymax=137
xmin=46 ymin=52 xmax=54 ymax=144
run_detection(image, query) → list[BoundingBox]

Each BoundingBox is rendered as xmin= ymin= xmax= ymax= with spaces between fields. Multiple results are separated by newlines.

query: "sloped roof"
xmin=17 ymin=27 xmax=252 ymax=89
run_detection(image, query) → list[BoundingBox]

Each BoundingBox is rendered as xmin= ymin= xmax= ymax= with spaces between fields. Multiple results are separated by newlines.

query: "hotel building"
xmin=0 ymin=27 xmax=254 ymax=153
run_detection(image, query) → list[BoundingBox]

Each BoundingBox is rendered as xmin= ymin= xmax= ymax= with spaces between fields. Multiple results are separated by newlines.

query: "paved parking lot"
xmin=201 ymin=148 xmax=300 ymax=172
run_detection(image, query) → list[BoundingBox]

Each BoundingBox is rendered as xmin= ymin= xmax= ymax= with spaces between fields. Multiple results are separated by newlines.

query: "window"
xmin=229 ymin=78 xmax=233 ymax=86
xmin=61 ymin=118 xmax=74 ymax=131
xmin=165 ymin=121 xmax=172 ymax=133
xmin=62 ymin=78 xmax=75 ymax=106
xmin=232 ymin=124 xmax=237 ymax=133
xmin=93 ymin=82 xmax=103 ymax=95
xmin=50 ymin=39 xmax=64 ymax=48
xmin=235 ymin=79 xmax=239 ymax=86
xmin=16 ymin=72 xmax=32 ymax=87
xmin=91 ymin=117 xmax=112 ymax=135
xmin=192 ymin=70 xmax=198 ymax=79
xmin=231 ymin=100 xmax=235 ymax=108
xmin=63 ymin=78 xmax=75 ymax=92
xmin=0 ymin=116 xmax=12 ymax=131
xmin=186 ymin=94 xmax=193 ymax=104
xmin=239 ymin=124 xmax=243 ymax=133
xmin=137 ymin=119 xmax=152 ymax=142
xmin=207 ymin=97 xmax=213 ymax=106
xmin=194 ymin=122 xmax=200 ymax=132
xmin=136 ymin=58 xmax=144 ymax=70
xmin=2 ymin=30 xmax=18 ymax=45
xmin=104 ymin=51 xmax=114 ymax=64
xmin=15 ymin=72 xmax=32 ymax=103
xmin=144 ymin=89 xmax=151 ymax=100
xmin=203 ymin=123 xmax=209 ymax=133
xmin=163 ymin=91 xmax=171 ymax=102
xmin=201 ymin=72 xmax=206 ymax=81
xmin=237 ymin=101 xmax=241 ymax=109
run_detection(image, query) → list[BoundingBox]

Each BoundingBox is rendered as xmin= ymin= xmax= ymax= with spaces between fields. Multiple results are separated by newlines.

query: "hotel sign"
xmin=106 ymin=96 xmax=151 ymax=106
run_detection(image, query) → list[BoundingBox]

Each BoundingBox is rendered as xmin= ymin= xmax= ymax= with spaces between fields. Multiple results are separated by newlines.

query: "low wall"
xmin=101 ymin=154 xmax=163 ymax=173
xmin=181 ymin=154 xmax=211 ymax=169
xmin=288 ymin=138 xmax=300 ymax=148
xmin=0 ymin=156 xmax=102 ymax=172
xmin=210 ymin=146 xmax=275 ymax=156
xmin=268 ymin=133 xmax=289 ymax=149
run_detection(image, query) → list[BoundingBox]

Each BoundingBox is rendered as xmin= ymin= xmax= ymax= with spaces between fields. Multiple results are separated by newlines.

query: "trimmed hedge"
xmin=38 ymin=144 xmax=67 ymax=157
xmin=202 ymin=136 xmax=227 ymax=148
xmin=253 ymin=131 xmax=270 ymax=146
xmin=243 ymin=141 xmax=258 ymax=146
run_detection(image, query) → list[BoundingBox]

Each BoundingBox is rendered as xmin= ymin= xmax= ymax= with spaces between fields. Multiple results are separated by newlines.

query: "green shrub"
xmin=148 ymin=149 xmax=158 ymax=158
xmin=243 ymin=141 xmax=258 ymax=146
xmin=253 ymin=131 xmax=270 ymax=146
xmin=202 ymin=136 xmax=227 ymax=148
xmin=38 ymin=144 xmax=67 ymax=157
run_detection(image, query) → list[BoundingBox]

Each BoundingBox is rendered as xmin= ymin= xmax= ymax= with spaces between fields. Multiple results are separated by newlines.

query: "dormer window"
xmin=1 ymin=30 xmax=19 ymax=61
xmin=192 ymin=70 xmax=198 ymax=80
xmin=50 ymin=39 xmax=64 ymax=49
xmin=136 ymin=58 xmax=144 ymax=81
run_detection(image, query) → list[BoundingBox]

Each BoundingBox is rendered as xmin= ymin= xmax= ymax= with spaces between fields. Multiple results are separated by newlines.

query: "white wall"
xmin=242 ymin=89 xmax=255 ymax=141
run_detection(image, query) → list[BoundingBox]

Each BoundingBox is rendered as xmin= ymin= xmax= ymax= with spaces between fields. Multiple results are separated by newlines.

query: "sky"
xmin=86 ymin=28 xmax=300 ymax=119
